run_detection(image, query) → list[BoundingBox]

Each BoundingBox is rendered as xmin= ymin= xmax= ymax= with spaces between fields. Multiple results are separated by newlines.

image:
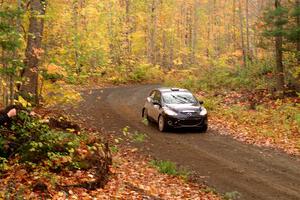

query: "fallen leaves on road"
xmin=0 ymin=148 xmax=220 ymax=200
xmin=86 ymin=149 xmax=220 ymax=200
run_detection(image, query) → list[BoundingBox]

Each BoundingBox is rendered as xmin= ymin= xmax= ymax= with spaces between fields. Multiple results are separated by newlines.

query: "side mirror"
xmin=199 ymin=100 xmax=204 ymax=105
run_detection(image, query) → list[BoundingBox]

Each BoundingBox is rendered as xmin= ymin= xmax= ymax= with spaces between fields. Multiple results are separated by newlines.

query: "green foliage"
xmin=0 ymin=111 xmax=108 ymax=172
xmin=0 ymin=111 xmax=76 ymax=168
xmin=180 ymin=76 xmax=198 ymax=92
xmin=129 ymin=66 xmax=147 ymax=82
xmin=0 ymin=157 xmax=9 ymax=171
xmin=132 ymin=131 xmax=147 ymax=143
xmin=164 ymin=59 xmax=276 ymax=92
xmin=223 ymin=191 xmax=241 ymax=200
xmin=150 ymin=160 xmax=178 ymax=175
xmin=102 ymin=63 xmax=164 ymax=84
xmin=0 ymin=8 xmax=24 ymax=77
xmin=231 ymin=61 xmax=275 ymax=90
xmin=64 ymin=74 xmax=85 ymax=85
xmin=150 ymin=160 xmax=189 ymax=180
xmin=288 ymin=5 xmax=300 ymax=41
xmin=121 ymin=126 xmax=147 ymax=143
xmin=295 ymin=114 xmax=300 ymax=127
xmin=142 ymin=117 xmax=149 ymax=126
xmin=41 ymin=70 xmax=63 ymax=82
xmin=202 ymin=97 xmax=220 ymax=111
xmin=198 ymin=67 xmax=234 ymax=90
xmin=164 ymin=69 xmax=195 ymax=88
xmin=135 ymin=64 xmax=163 ymax=82
xmin=109 ymin=145 xmax=119 ymax=153
xmin=0 ymin=9 xmax=23 ymax=52
xmin=42 ymin=80 xmax=82 ymax=106
xmin=263 ymin=6 xmax=288 ymax=36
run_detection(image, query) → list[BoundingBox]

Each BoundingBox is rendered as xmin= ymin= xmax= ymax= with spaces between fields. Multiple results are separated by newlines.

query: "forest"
xmin=0 ymin=0 xmax=299 ymax=104
xmin=0 ymin=0 xmax=300 ymax=199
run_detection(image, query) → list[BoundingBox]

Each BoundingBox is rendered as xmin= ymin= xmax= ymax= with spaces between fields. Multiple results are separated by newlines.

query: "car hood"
xmin=165 ymin=104 xmax=201 ymax=112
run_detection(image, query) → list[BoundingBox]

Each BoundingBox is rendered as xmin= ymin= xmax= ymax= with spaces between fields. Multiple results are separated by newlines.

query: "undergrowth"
xmin=0 ymin=110 xmax=111 ymax=197
xmin=163 ymin=63 xmax=300 ymax=153
xmin=150 ymin=160 xmax=189 ymax=180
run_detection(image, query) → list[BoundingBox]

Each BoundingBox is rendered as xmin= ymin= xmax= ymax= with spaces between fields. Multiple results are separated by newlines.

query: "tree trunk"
xmin=296 ymin=0 xmax=300 ymax=65
xmin=212 ymin=0 xmax=217 ymax=57
xmin=72 ymin=0 xmax=80 ymax=74
xmin=2 ymin=50 xmax=8 ymax=106
xmin=124 ymin=0 xmax=131 ymax=55
xmin=191 ymin=0 xmax=199 ymax=65
xmin=21 ymin=0 xmax=46 ymax=105
xmin=185 ymin=4 xmax=193 ymax=65
xmin=147 ymin=0 xmax=157 ymax=65
xmin=232 ymin=0 xmax=237 ymax=50
xmin=238 ymin=0 xmax=247 ymax=67
xmin=206 ymin=1 xmax=213 ymax=58
xmin=245 ymin=0 xmax=252 ymax=61
xmin=161 ymin=30 xmax=167 ymax=67
xmin=274 ymin=0 xmax=285 ymax=95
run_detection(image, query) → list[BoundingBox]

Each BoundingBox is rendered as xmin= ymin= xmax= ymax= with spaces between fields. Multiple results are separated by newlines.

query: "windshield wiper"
xmin=170 ymin=94 xmax=187 ymax=103
xmin=176 ymin=95 xmax=195 ymax=103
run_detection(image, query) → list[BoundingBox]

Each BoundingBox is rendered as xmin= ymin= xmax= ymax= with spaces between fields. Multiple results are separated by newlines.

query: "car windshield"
xmin=162 ymin=92 xmax=198 ymax=104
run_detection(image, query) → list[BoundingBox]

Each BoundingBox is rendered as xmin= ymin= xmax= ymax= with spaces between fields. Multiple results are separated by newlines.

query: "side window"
xmin=149 ymin=91 xmax=155 ymax=99
xmin=153 ymin=91 xmax=161 ymax=102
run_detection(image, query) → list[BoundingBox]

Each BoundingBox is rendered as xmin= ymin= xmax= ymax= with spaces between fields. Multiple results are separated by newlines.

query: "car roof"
xmin=155 ymin=87 xmax=189 ymax=93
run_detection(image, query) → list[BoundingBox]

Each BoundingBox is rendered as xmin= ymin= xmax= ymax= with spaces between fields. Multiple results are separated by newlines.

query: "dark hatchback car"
xmin=142 ymin=88 xmax=208 ymax=132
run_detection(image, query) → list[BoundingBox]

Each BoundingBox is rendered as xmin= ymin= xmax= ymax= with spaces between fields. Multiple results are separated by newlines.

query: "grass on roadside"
xmin=223 ymin=191 xmax=241 ymax=200
xmin=132 ymin=131 xmax=147 ymax=143
xmin=122 ymin=126 xmax=148 ymax=143
xmin=150 ymin=160 xmax=189 ymax=180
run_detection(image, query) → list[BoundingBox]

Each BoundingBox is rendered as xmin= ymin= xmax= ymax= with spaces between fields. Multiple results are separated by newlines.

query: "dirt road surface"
xmin=75 ymin=85 xmax=300 ymax=200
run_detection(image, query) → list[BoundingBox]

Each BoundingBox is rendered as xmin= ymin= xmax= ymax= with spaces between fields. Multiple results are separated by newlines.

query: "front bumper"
xmin=164 ymin=114 xmax=208 ymax=128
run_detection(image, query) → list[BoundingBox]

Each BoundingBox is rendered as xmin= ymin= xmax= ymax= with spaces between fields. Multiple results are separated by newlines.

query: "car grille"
xmin=181 ymin=111 xmax=199 ymax=117
xmin=179 ymin=119 xmax=202 ymax=126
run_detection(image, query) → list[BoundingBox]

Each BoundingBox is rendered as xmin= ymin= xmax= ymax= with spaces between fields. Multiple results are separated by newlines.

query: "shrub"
xmin=64 ymin=74 xmax=86 ymax=84
xmin=41 ymin=70 xmax=64 ymax=83
xmin=129 ymin=66 xmax=147 ymax=82
xmin=0 ymin=110 xmax=111 ymax=178
xmin=42 ymin=81 xmax=82 ymax=106
xmin=163 ymin=58 xmax=277 ymax=92
xmin=164 ymin=69 xmax=197 ymax=90
xmin=202 ymin=97 xmax=221 ymax=111
xmin=186 ymin=66 xmax=236 ymax=91
xmin=129 ymin=63 xmax=164 ymax=82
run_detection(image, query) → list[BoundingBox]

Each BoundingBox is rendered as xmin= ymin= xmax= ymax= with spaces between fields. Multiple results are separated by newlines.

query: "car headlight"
xmin=163 ymin=107 xmax=178 ymax=116
xmin=199 ymin=107 xmax=207 ymax=116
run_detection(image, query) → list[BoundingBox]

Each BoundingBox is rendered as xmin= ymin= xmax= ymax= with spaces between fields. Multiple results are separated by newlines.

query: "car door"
xmin=146 ymin=90 xmax=156 ymax=120
xmin=152 ymin=91 xmax=162 ymax=122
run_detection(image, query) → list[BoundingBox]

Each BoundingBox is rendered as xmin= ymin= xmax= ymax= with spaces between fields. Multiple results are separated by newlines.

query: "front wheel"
xmin=142 ymin=108 xmax=149 ymax=120
xmin=158 ymin=115 xmax=167 ymax=132
xmin=199 ymin=124 xmax=208 ymax=133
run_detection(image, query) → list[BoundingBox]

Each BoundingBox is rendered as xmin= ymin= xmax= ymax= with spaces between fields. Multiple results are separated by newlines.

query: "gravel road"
xmin=75 ymin=85 xmax=300 ymax=200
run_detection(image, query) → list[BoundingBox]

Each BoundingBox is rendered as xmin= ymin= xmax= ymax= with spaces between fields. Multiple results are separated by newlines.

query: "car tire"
xmin=199 ymin=124 xmax=208 ymax=133
xmin=158 ymin=115 xmax=167 ymax=132
xmin=143 ymin=108 xmax=150 ymax=121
